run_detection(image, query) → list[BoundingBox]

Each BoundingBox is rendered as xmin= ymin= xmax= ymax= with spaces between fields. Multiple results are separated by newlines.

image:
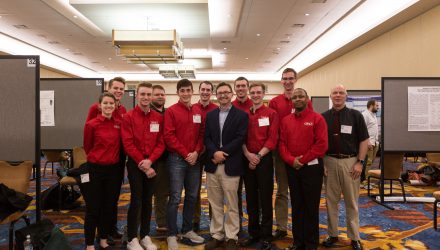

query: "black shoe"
xmin=322 ymin=236 xmax=338 ymax=248
xmin=205 ymin=238 xmax=223 ymax=250
xmin=272 ymin=229 xmax=287 ymax=240
xmin=261 ymin=240 xmax=272 ymax=250
xmin=225 ymin=239 xmax=238 ymax=250
xmin=351 ymin=240 xmax=363 ymax=250
xmin=193 ymin=222 xmax=200 ymax=232
xmin=239 ymin=236 xmax=260 ymax=247
xmin=111 ymin=229 xmax=123 ymax=239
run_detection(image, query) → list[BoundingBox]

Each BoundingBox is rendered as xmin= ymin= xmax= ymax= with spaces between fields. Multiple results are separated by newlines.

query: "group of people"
xmin=81 ymin=67 xmax=377 ymax=250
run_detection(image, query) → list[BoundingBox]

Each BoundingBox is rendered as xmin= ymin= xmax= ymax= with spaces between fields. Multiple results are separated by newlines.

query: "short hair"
xmin=216 ymin=82 xmax=233 ymax=93
xmin=99 ymin=92 xmax=116 ymax=103
xmin=282 ymin=68 xmax=297 ymax=78
xmin=367 ymin=99 xmax=376 ymax=108
xmin=294 ymin=87 xmax=309 ymax=98
xmin=249 ymin=83 xmax=266 ymax=92
xmin=108 ymin=76 xmax=126 ymax=88
xmin=234 ymin=76 xmax=249 ymax=87
xmin=199 ymin=81 xmax=214 ymax=91
xmin=152 ymin=84 xmax=165 ymax=92
xmin=137 ymin=82 xmax=153 ymax=92
xmin=176 ymin=79 xmax=193 ymax=91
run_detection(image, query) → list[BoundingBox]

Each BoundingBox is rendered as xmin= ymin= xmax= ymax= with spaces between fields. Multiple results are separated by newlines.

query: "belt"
xmin=327 ymin=153 xmax=356 ymax=159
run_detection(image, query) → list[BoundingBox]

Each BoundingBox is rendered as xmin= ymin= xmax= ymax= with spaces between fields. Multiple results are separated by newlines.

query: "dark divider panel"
xmin=0 ymin=55 xmax=41 ymax=220
xmin=311 ymin=96 xmax=330 ymax=114
xmin=40 ymin=78 xmax=103 ymax=150
xmin=347 ymin=90 xmax=381 ymax=96
xmin=121 ymin=90 xmax=136 ymax=111
xmin=382 ymin=77 xmax=440 ymax=152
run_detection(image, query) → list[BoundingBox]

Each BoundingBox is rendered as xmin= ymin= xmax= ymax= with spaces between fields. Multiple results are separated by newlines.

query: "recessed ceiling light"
xmin=108 ymin=57 xmax=112 ymax=60
xmin=305 ymin=13 xmax=310 ymax=16
xmin=223 ymin=47 xmax=227 ymax=50
xmin=245 ymin=57 xmax=249 ymax=60
xmin=73 ymin=15 xmax=78 ymax=18
xmin=65 ymin=48 xmax=70 ymax=51
xmin=256 ymin=33 xmax=261 ymax=37
xmin=277 ymin=47 xmax=281 ymax=50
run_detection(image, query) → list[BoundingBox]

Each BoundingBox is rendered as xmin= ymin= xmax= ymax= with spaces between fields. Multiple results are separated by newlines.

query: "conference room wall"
xmin=297 ymin=4 xmax=440 ymax=96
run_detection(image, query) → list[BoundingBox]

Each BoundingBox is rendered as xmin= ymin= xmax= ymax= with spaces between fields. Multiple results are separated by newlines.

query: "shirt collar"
xmin=135 ymin=105 xmax=150 ymax=115
xmin=219 ymin=104 xmax=232 ymax=112
xmin=294 ymin=106 xmax=311 ymax=117
xmin=250 ymin=104 xmax=266 ymax=114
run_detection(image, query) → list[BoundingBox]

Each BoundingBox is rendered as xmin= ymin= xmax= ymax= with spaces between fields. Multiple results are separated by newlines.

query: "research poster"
xmin=40 ymin=90 xmax=55 ymax=126
xmin=408 ymin=86 xmax=440 ymax=131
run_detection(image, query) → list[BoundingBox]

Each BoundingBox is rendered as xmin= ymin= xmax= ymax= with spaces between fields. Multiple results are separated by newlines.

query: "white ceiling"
xmin=0 ymin=0 xmax=435 ymax=80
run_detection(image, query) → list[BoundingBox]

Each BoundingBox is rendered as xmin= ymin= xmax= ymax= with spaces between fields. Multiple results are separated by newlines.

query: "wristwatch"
xmin=256 ymin=153 xmax=262 ymax=159
xmin=357 ymin=159 xmax=365 ymax=165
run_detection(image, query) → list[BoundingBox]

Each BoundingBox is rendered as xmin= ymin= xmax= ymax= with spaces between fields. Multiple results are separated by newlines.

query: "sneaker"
xmin=141 ymin=236 xmax=158 ymax=250
xmin=225 ymin=239 xmax=238 ymax=250
xmin=182 ymin=230 xmax=204 ymax=244
xmin=362 ymin=183 xmax=376 ymax=190
xmin=205 ymin=238 xmax=223 ymax=250
xmin=272 ymin=229 xmax=287 ymax=240
xmin=127 ymin=238 xmax=143 ymax=250
xmin=167 ymin=236 xmax=179 ymax=250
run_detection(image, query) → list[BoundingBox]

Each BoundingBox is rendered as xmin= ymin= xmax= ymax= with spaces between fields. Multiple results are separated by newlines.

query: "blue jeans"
xmin=166 ymin=152 xmax=201 ymax=236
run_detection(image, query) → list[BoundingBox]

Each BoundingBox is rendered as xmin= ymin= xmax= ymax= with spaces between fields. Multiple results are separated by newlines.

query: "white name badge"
xmin=150 ymin=123 xmax=160 ymax=132
xmin=308 ymin=158 xmax=319 ymax=166
xmin=258 ymin=117 xmax=270 ymax=127
xmin=193 ymin=114 xmax=202 ymax=123
xmin=80 ymin=173 xmax=90 ymax=183
xmin=341 ymin=125 xmax=352 ymax=134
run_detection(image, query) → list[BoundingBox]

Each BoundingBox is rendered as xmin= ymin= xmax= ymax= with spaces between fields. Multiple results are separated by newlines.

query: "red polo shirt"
xmin=193 ymin=101 xmax=218 ymax=119
xmin=232 ymin=97 xmax=252 ymax=113
xmin=121 ymin=106 xmax=165 ymax=164
xmin=86 ymin=102 xmax=127 ymax=122
xmin=84 ymin=115 xmax=121 ymax=165
xmin=279 ymin=107 xmax=328 ymax=165
xmin=246 ymin=105 xmax=279 ymax=153
xmin=269 ymin=94 xmax=313 ymax=121
xmin=164 ymin=101 xmax=205 ymax=158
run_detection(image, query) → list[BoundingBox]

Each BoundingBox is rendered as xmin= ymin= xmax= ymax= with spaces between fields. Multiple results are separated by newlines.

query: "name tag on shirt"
xmin=258 ymin=117 xmax=270 ymax=127
xmin=341 ymin=125 xmax=352 ymax=134
xmin=308 ymin=158 xmax=319 ymax=166
xmin=150 ymin=123 xmax=159 ymax=132
xmin=193 ymin=114 xmax=201 ymax=123
xmin=80 ymin=173 xmax=90 ymax=183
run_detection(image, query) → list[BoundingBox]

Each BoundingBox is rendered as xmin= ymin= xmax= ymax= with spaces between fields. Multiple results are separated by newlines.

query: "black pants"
xmin=127 ymin=158 xmax=156 ymax=241
xmin=82 ymin=163 xmax=121 ymax=246
xmin=286 ymin=160 xmax=324 ymax=249
xmin=243 ymin=153 xmax=274 ymax=240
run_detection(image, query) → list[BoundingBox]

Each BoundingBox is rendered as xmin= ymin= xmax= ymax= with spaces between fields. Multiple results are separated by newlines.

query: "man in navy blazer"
xmin=204 ymin=82 xmax=248 ymax=250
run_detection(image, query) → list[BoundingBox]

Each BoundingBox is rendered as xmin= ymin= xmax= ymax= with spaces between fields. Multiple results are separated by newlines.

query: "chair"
xmin=42 ymin=150 xmax=69 ymax=176
xmin=434 ymin=191 xmax=440 ymax=230
xmin=57 ymin=147 xmax=86 ymax=211
xmin=367 ymin=152 xmax=406 ymax=202
xmin=0 ymin=161 xmax=33 ymax=250
xmin=427 ymin=153 xmax=440 ymax=165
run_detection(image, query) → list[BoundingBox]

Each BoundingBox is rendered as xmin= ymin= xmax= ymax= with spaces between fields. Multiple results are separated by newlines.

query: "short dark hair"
xmin=282 ymin=68 xmax=297 ymax=78
xmin=176 ymin=79 xmax=193 ymax=91
xmin=234 ymin=76 xmax=249 ymax=87
xmin=367 ymin=99 xmax=376 ymax=108
xmin=108 ymin=76 xmax=126 ymax=88
xmin=216 ymin=82 xmax=233 ymax=93
xmin=153 ymin=84 xmax=165 ymax=92
xmin=249 ymin=83 xmax=266 ymax=92
xmin=294 ymin=87 xmax=309 ymax=98
xmin=99 ymin=92 xmax=116 ymax=103
xmin=137 ymin=82 xmax=153 ymax=92
xmin=199 ymin=81 xmax=214 ymax=91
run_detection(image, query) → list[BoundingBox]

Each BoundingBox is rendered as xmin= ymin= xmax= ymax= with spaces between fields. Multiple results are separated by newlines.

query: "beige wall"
xmin=297 ymin=5 xmax=440 ymax=96
xmin=40 ymin=67 xmax=72 ymax=78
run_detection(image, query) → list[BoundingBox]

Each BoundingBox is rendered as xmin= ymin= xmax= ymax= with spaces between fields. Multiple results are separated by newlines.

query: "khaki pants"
xmin=324 ymin=156 xmax=360 ymax=241
xmin=365 ymin=143 xmax=379 ymax=180
xmin=207 ymin=164 xmax=240 ymax=241
xmin=274 ymin=150 xmax=289 ymax=231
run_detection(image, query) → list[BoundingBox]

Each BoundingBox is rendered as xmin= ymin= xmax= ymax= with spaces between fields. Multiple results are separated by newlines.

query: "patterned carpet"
xmin=1 ymin=158 xmax=439 ymax=250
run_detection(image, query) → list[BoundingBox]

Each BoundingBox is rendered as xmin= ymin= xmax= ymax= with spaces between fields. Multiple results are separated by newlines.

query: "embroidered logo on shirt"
xmin=304 ymin=122 xmax=313 ymax=126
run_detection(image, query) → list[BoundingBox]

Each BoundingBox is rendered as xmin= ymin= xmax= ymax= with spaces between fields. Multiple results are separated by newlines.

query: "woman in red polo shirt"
xmin=83 ymin=92 xmax=122 ymax=250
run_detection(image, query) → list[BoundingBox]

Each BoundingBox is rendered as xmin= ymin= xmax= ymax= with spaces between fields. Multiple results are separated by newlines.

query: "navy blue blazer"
xmin=204 ymin=105 xmax=248 ymax=176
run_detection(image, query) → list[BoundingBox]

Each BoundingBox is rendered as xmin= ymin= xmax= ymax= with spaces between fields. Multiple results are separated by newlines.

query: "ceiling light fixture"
xmin=256 ymin=33 xmax=261 ymax=36
xmin=159 ymin=64 xmax=196 ymax=79
xmin=113 ymin=29 xmax=184 ymax=64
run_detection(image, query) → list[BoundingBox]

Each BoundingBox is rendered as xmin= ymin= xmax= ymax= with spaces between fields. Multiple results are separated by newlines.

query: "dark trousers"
xmin=127 ymin=158 xmax=156 ymax=240
xmin=243 ymin=153 xmax=274 ymax=240
xmin=107 ymin=150 xmax=125 ymax=235
xmin=82 ymin=163 xmax=121 ymax=246
xmin=153 ymin=156 xmax=169 ymax=228
xmin=286 ymin=160 xmax=324 ymax=249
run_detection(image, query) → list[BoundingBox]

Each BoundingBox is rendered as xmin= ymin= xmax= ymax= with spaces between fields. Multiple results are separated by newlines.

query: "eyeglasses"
xmin=217 ymin=91 xmax=232 ymax=96
xmin=282 ymin=77 xmax=296 ymax=81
